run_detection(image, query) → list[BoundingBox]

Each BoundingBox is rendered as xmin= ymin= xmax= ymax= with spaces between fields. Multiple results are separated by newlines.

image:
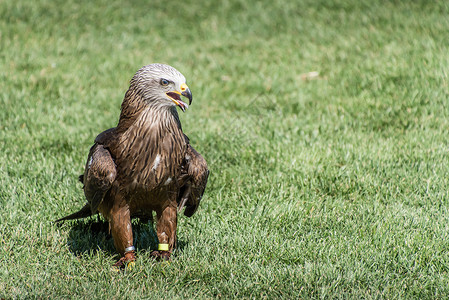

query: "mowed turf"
xmin=1 ymin=0 xmax=449 ymax=298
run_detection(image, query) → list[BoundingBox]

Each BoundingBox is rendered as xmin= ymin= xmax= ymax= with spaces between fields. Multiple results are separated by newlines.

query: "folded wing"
xmin=55 ymin=135 xmax=116 ymax=222
xmin=82 ymin=143 xmax=117 ymax=213
xmin=177 ymin=144 xmax=209 ymax=217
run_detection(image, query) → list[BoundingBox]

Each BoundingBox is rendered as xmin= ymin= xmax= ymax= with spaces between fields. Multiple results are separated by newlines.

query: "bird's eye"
xmin=160 ymin=79 xmax=169 ymax=86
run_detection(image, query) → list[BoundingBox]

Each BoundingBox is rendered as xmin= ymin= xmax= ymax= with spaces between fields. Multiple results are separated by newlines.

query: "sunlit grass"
xmin=1 ymin=0 xmax=449 ymax=298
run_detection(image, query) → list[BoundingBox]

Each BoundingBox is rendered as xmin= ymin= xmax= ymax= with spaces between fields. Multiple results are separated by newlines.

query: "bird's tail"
xmin=55 ymin=203 xmax=94 ymax=222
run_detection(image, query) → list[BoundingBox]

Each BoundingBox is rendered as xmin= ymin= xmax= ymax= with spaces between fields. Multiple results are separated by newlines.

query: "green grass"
xmin=1 ymin=0 xmax=449 ymax=298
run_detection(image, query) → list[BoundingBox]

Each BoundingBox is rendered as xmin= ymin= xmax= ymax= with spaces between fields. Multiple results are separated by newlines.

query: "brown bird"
xmin=57 ymin=64 xmax=209 ymax=266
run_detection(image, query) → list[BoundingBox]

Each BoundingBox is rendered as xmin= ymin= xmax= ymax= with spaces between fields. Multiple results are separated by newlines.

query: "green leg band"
xmin=158 ymin=243 xmax=169 ymax=251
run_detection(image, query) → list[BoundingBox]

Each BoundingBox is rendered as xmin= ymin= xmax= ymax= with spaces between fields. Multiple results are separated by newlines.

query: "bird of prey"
xmin=56 ymin=64 xmax=209 ymax=266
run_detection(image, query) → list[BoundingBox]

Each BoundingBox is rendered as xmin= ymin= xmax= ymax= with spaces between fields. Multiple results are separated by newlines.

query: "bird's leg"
xmin=109 ymin=204 xmax=136 ymax=267
xmin=151 ymin=203 xmax=177 ymax=260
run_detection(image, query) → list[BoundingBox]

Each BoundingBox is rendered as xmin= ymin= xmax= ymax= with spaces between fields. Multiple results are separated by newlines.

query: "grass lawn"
xmin=1 ymin=0 xmax=449 ymax=298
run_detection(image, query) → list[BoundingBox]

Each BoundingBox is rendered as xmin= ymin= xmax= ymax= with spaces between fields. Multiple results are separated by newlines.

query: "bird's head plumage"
xmin=129 ymin=63 xmax=192 ymax=112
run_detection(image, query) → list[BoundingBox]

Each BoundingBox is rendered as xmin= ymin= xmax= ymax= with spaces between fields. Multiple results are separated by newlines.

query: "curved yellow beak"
xmin=166 ymin=83 xmax=192 ymax=112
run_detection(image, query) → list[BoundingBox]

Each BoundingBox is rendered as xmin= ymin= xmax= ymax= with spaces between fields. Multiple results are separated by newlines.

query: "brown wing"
xmin=55 ymin=129 xmax=117 ymax=222
xmin=82 ymin=143 xmax=116 ymax=213
xmin=177 ymin=144 xmax=209 ymax=217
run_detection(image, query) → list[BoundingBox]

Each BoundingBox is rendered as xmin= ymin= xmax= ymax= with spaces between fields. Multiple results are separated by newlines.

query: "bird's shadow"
xmin=62 ymin=216 xmax=187 ymax=259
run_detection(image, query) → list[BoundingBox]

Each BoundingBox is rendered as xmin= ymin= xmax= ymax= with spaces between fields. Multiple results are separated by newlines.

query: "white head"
xmin=129 ymin=63 xmax=192 ymax=112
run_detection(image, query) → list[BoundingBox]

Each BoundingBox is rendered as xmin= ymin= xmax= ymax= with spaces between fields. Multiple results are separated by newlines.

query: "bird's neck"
xmin=137 ymin=105 xmax=182 ymax=132
xmin=116 ymin=93 xmax=182 ymax=134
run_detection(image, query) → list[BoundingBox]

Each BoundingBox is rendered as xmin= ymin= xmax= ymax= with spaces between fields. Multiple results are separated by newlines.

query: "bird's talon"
xmin=126 ymin=261 xmax=136 ymax=270
xmin=150 ymin=250 xmax=171 ymax=261
xmin=112 ymin=251 xmax=136 ymax=270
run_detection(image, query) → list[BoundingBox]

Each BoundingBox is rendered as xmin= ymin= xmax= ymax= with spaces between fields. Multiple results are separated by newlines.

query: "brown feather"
xmin=56 ymin=64 xmax=209 ymax=261
xmin=177 ymin=143 xmax=209 ymax=217
xmin=82 ymin=144 xmax=116 ymax=213
xmin=55 ymin=203 xmax=93 ymax=222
